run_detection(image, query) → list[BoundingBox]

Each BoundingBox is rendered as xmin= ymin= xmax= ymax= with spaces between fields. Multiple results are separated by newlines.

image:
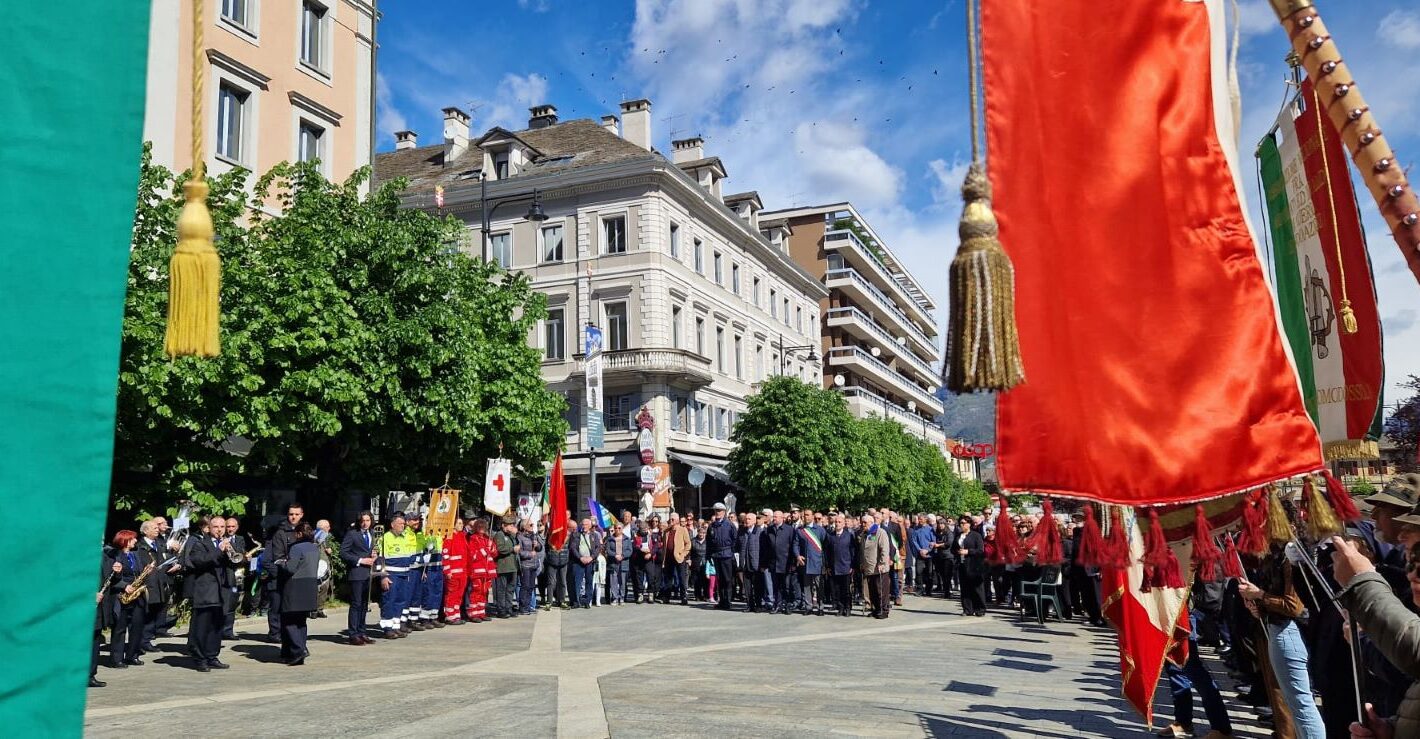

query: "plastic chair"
xmin=1018 ymin=567 xmax=1065 ymax=624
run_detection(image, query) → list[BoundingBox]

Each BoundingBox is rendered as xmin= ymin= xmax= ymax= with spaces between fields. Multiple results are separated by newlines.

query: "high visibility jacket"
xmin=381 ymin=529 xmax=420 ymax=574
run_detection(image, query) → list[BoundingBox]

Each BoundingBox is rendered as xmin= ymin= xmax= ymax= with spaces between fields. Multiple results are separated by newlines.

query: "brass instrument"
xmin=223 ymin=536 xmax=246 ymax=565
xmin=119 ymin=558 xmax=157 ymax=605
xmin=364 ymin=524 xmax=385 ymax=608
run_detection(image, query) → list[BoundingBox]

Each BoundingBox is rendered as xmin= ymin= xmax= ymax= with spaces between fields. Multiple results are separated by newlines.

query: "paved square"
xmin=83 ymin=597 xmax=1263 ymax=737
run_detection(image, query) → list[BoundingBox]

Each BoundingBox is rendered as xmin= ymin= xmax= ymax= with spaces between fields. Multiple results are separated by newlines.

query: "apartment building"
xmin=142 ymin=0 xmax=376 ymax=188
xmin=374 ymin=101 xmax=826 ymax=517
xmin=759 ymin=204 xmax=952 ymax=458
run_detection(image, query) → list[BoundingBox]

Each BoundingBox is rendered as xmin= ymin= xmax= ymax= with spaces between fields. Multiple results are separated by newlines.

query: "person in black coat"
xmin=761 ymin=512 xmax=795 ymax=614
xmin=823 ymin=514 xmax=857 ymax=616
xmin=262 ymin=502 xmax=304 ymax=640
xmin=183 ymin=515 xmax=240 ymax=671
xmin=102 ymin=530 xmax=147 ymax=669
xmin=278 ymin=522 xmax=320 ymax=665
xmin=736 ymin=513 xmax=764 ymax=612
xmin=956 ymin=519 xmax=987 ymax=617
xmin=706 ymin=503 xmax=736 ymax=610
xmin=340 ymin=511 xmax=378 ymax=645
xmin=136 ymin=520 xmax=175 ymax=650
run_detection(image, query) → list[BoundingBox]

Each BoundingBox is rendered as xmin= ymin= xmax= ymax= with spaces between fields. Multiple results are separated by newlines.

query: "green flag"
xmin=0 ymin=2 xmax=151 ymax=733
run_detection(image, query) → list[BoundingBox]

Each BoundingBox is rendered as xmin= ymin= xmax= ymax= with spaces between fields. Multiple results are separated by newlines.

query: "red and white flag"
xmin=982 ymin=0 xmax=1325 ymax=507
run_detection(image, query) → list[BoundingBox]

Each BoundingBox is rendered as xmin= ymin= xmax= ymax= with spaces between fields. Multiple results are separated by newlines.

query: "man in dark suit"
xmin=183 ymin=515 xmax=240 ymax=671
xmin=340 ymin=511 xmax=378 ymax=645
xmin=762 ymin=511 xmax=795 ymax=614
xmin=137 ymin=519 xmax=175 ymax=651
xmin=823 ymin=514 xmax=856 ymax=616
xmin=222 ymin=521 xmax=248 ymax=639
xmin=735 ymin=512 xmax=764 ymax=611
xmin=263 ymin=502 xmax=304 ymax=641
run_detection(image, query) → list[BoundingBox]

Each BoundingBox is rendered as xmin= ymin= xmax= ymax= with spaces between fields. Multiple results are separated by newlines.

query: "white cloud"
xmin=791 ymin=122 xmax=902 ymax=208
xmin=375 ymin=73 xmax=409 ymax=142
xmin=1379 ymin=9 xmax=1420 ymax=49
xmin=927 ymin=159 xmax=969 ymax=207
xmin=1235 ymin=0 xmax=1280 ymax=38
xmin=480 ymin=73 xmax=551 ymax=131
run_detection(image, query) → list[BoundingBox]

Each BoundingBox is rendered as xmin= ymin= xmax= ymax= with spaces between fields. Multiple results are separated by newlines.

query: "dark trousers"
xmin=934 ymin=557 xmax=954 ymax=595
xmin=494 ymin=572 xmax=515 ymax=615
xmin=662 ymin=560 xmax=688 ymax=602
xmin=519 ymin=569 xmax=538 ymax=612
xmin=108 ymin=602 xmax=145 ymax=664
xmin=643 ymin=561 xmax=662 ymax=600
xmin=572 ymin=561 xmax=595 ymax=605
xmin=830 ymin=574 xmax=852 ymax=613
xmin=786 ymin=569 xmax=803 ymax=607
xmin=914 ymin=558 xmax=936 ymax=595
xmin=545 ymin=561 xmax=568 ymax=605
xmin=770 ymin=572 xmax=788 ymax=610
xmin=867 ymin=572 xmax=891 ymax=617
xmin=712 ymin=557 xmax=735 ymax=607
xmin=190 ymin=605 xmax=223 ymax=663
xmin=91 ymin=627 xmax=103 ymax=677
xmin=960 ymin=568 xmax=987 ymax=615
xmin=1070 ymin=568 xmax=1102 ymax=623
xmin=265 ymin=586 xmax=282 ymax=636
xmin=142 ymin=601 xmax=166 ymax=644
xmin=1168 ymin=645 xmax=1232 ymax=734
xmin=223 ymin=591 xmax=239 ymax=638
xmin=279 ymin=611 xmax=308 ymax=660
xmin=348 ymin=578 xmax=371 ymax=636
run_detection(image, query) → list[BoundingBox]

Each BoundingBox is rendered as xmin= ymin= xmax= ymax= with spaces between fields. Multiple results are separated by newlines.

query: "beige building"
xmin=760 ymin=204 xmax=956 ymax=466
xmin=374 ymin=101 xmax=827 ymax=517
xmin=142 ymin=0 xmax=376 ymax=188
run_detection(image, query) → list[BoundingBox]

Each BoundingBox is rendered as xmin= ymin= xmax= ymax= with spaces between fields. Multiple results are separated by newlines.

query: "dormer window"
xmin=494 ymin=151 xmax=509 ymax=179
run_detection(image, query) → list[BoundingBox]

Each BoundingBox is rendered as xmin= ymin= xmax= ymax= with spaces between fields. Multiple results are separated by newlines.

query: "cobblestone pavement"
xmin=83 ymin=593 xmax=1272 ymax=738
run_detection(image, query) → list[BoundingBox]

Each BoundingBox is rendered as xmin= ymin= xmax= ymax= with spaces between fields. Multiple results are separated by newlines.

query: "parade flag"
xmin=548 ymin=455 xmax=569 ymax=550
xmin=1259 ymin=82 xmax=1385 ymax=461
xmin=484 ymin=458 xmax=512 ymax=515
xmin=1101 ymin=508 xmax=1192 ymax=726
xmin=589 ymin=498 xmax=614 ymax=531
xmin=983 ymin=0 xmax=1325 ymax=506
xmin=0 ymin=2 xmax=151 ymax=731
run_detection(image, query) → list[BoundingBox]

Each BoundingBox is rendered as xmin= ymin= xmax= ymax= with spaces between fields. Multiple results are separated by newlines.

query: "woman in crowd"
xmin=516 ymin=519 xmax=543 ymax=615
xmin=278 ymin=522 xmax=320 ymax=666
xmin=604 ymin=522 xmax=631 ymax=605
xmin=101 ymin=529 xmax=146 ymax=670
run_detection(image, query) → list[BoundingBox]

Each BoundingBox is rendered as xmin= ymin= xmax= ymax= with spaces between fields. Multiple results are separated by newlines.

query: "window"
xmin=695 ymin=398 xmax=708 ymax=435
xmin=671 ymin=306 xmax=682 ymax=349
xmin=715 ymin=327 xmax=725 ymax=372
xmin=540 ymin=224 xmax=564 ymax=262
xmin=669 ymin=223 xmax=680 ymax=259
xmin=693 ymin=239 xmax=703 ymax=273
xmin=717 ymin=408 xmax=729 ymax=440
xmin=671 ymin=395 xmax=685 ymax=431
xmin=713 ymin=252 xmax=723 ymax=285
xmin=544 ymin=308 xmax=565 ymax=360
xmin=605 ymin=302 xmax=628 ymax=350
xmin=216 ymin=84 xmax=248 ymax=163
xmin=769 ymin=289 xmax=778 ymax=318
xmin=297 ymin=120 xmax=324 ymax=165
xmin=731 ymin=264 xmax=740 ymax=295
xmin=694 ymin=317 xmax=705 ymax=355
xmin=221 ymin=0 xmax=249 ymax=27
xmin=752 ymin=277 xmax=761 ymax=306
xmin=608 ymin=393 xmax=637 ymax=430
xmin=299 ymin=1 xmax=326 ymax=71
xmin=603 ymin=216 xmax=627 ymax=254
xmin=734 ymin=335 xmax=743 ymax=379
xmin=490 ymin=232 xmax=511 ymax=268
xmin=755 ymin=344 xmax=764 ymax=381
xmin=783 ymin=298 xmax=791 ymax=326
xmin=729 ymin=410 xmax=737 ymax=437
xmin=795 ymin=306 xmax=803 ymax=333
xmin=494 ymin=152 xmax=510 ymax=179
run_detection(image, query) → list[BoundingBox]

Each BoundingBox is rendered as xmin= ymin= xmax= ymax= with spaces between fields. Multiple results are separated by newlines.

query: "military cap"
xmin=1367 ymin=473 xmax=1420 ymax=511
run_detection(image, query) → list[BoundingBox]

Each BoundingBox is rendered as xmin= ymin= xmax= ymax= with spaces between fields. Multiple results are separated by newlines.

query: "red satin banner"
xmin=982 ymin=0 xmax=1324 ymax=506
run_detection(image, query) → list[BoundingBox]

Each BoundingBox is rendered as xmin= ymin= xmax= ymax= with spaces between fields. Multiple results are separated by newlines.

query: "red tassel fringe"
xmin=1323 ymin=469 xmax=1362 ymax=523
xmin=1076 ymin=505 xmax=1107 ymax=569
xmin=1221 ymin=535 xmax=1244 ymax=579
xmin=991 ymin=496 xmax=1021 ymax=566
xmin=1141 ymin=508 xmax=1184 ymax=590
xmin=1237 ymin=490 xmax=1267 ymax=556
xmin=1190 ymin=504 xmax=1222 ymax=583
xmin=1102 ymin=507 xmax=1131 ymax=570
xmin=1029 ymin=498 xmax=1064 ymax=565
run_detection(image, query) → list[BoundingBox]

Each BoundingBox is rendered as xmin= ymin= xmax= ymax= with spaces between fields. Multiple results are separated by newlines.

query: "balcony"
xmin=825 ymin=268 xmax=937 ymax=357
xmin=839 ymin=385 xmax=948 ymax=448
xmin=574 ymin=348 xmax=714 ymax=388
xmin=826 ymin=345 xmax=942 ymax=413
xmin=823 ymin=228 xmax=936 ymax=328
xmin=826 ymin=306 xmax=939 ymax=385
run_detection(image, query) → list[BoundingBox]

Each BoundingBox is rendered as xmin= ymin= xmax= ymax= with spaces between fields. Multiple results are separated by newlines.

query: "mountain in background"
xmin=936 ymin=389 xmax=997 ymax=482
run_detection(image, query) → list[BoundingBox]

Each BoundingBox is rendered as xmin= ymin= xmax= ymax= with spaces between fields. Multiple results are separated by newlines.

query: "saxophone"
xmin=119 ymin=558 xmax=158 ymax=605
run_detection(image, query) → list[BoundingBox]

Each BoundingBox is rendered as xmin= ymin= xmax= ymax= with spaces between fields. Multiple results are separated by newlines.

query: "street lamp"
xmin=479 ymin=172 xmax=549 ymax=262
xmin=776 ymin=332 xmax=818 ymax=375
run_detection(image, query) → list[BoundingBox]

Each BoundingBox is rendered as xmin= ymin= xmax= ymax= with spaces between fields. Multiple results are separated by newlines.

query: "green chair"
xmin=1018 ymin=566 xmax=1065 ymax=624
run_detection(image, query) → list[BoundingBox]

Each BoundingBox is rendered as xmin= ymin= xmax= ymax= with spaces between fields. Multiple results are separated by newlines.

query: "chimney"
xmin=394 ymin=130 xmax=418 ymax=150
xmin=671 ymin=136 xmax=704 ymax=164
xmin=442 ymin=106 xmax=470 ymax=160
xmin=619 ymin=98 xmax=652 ymax=151
xmin=600 ymin=115 xmax=619 ymax=136
xmin=528 ymin=104 xmax=559 ymax=129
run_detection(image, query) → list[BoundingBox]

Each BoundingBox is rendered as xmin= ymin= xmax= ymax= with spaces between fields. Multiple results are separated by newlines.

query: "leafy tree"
xmin=959 ymin=479 xmax=993 ymax=515
xmin=1387 ymin=375 xmax=1420 ymax=472
xmin=114 ymin=149 xmax=566 ymax=516
xmin=728 ymin=377 xmax=860 ymax=510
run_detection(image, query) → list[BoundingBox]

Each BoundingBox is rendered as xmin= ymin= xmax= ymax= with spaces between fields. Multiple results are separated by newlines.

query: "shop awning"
xmin=667 ymin=451 xmax=732 ymax=483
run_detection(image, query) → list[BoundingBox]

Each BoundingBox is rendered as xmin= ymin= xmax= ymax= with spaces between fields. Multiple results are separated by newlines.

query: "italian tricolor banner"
xmin=1259 ymin=82 xmax=1385 ymax=461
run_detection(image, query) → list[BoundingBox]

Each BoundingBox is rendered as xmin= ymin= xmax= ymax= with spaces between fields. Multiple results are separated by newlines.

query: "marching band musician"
xmin=138 ymin=519 xmax=177 ymax=651
xmin=377 ymin=512 xmax=419 ymax=639
xmin=223 ymin=518 xmax=249 ymax=639
xmin=262 ymin=502 xmax=304 ymax=642
xmin=183 ymin=515 xmax=240 ymax=672
xmin=340 ymin=511 xmax=378 ymax=645
xmin=441 ymin=516 xmax=470 ymax=625
xmin=101 ymin=530 xmax=146 ymax=669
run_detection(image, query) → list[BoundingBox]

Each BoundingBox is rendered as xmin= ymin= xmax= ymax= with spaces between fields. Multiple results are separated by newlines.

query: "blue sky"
xmin=376 ymin=0 xmax=1420 ymax=407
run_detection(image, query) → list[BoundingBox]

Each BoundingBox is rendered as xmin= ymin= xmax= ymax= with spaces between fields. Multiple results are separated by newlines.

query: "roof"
xmin=372 ymin=118 xmax=655 ymax=195
xmin=674 ymin=156 xmax=726 ymax=176
xmin=723 ymin=191 xmax=762 ymax=209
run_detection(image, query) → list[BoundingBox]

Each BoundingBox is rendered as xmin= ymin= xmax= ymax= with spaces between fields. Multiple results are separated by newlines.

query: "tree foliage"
xmin=1387 ymin=375 xmax=1420 ymax=472
xmin=114 ymin=148 xmax=566 ymax=516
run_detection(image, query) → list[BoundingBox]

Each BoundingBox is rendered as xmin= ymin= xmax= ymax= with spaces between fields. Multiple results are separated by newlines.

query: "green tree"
xmin=728 ymin=377 xmax=860 ymax=510
xmin=1386 ymin=375 xmax=1420 ymax=472
xmin=114 ymin=149 xmax=566 ymax=515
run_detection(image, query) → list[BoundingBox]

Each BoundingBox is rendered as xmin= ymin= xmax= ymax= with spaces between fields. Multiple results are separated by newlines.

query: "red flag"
xmin=982 ymin=0 xmax=1325 ymax=506
xmin=548 ymin=454 xmax=569 ymax=550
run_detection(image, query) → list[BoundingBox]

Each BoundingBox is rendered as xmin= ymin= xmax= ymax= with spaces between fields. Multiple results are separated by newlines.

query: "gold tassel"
xmin=1304 ymin=475 xmax=1342 ymax=539
xmin=163 ymin=178 xmax=221 ymax=358
xmin=945 ymin=163 xmax=1024 ymax=393
xmin=1338 ymin=300 xmax=1358 ymax=334
xmin=1265 ymin=486 xmax=1293 ymax=545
